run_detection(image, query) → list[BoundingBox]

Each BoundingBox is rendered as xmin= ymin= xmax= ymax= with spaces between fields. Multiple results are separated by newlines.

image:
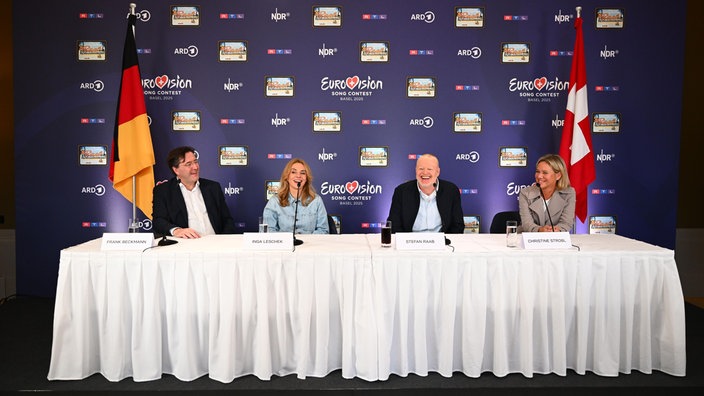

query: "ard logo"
xmin=409 ymin=116 xmax=434 ymax=128
xmin=411 ymin=11 xmax=435 ymax=23
xmin=80 ymin=80 xmax=104 ymax=92
xmin=174 ymin=45 xmax=198 ymax=57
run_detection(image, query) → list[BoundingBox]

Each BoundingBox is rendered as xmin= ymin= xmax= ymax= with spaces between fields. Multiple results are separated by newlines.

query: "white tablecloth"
xmin=47 ymin=234 xmax=686 ymax=382
xmin=367 ymin=234 xmax=686 ymax=379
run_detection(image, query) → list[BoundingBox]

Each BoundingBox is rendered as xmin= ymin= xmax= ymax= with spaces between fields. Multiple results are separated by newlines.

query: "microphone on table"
xmin=292 ymin=181 xmax=303 ymax=246
xmin=537 ymin=183 xmax=555 ymax=231
xmin=156 ymin=233 xmax=178 ymax=246
xmin=433 ymin=181 xmax=451 ymax=246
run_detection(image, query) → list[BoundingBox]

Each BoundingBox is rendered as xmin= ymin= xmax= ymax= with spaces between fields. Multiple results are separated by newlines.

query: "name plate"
xmin=242 ymin=232 xmax=292 ymax=250
xmin=395 ymin=232 xmax=446 ymax=250
xmin=521 ymin=232 xmax=572 ymax=249
xmin=101 ymin=233 xmax=154 ymax=251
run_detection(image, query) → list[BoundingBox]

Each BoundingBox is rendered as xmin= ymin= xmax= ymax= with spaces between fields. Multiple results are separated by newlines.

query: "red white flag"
xmin=108 ymin=13 xmax=155 ymax=219
xmin=559 ymin=14 xmax=595 ymax=223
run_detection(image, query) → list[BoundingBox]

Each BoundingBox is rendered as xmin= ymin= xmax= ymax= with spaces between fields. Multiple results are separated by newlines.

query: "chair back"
xmin=489 ymin=211 xmax=521 ymax=233
xmin=328 ymin=215 xmax=340 ymax=234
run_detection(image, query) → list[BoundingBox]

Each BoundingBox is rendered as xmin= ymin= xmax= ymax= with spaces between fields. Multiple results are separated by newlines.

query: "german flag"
xmin=108 ymin=13 xmax=155 ymax=219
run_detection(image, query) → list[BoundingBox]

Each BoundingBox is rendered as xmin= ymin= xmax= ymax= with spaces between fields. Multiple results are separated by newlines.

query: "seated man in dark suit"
xmin=152 ymin=146 xmax=235 ymax=238
xmin=387 ymin=153 xmax=464 ymax=234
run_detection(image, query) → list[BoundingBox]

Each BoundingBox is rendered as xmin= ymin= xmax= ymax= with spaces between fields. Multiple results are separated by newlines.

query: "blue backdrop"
xmin=13 ymin=0 xmax=686 ymax=297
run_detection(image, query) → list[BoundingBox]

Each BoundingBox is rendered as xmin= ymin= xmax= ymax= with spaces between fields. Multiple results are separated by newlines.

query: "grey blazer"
xmin=518 ymin=184 xmax=576 ymax=232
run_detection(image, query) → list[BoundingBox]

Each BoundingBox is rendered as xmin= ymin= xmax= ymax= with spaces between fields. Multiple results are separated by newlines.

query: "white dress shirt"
xmin=412 ymin=184 xmax=442 ymax=232
xmin=176 ymin=181 xmax=216 ymax=236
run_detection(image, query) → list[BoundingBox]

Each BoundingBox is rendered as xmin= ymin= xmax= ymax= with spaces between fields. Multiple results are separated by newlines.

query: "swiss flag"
xmin=559 ymin=14 xmax=595 ymax=223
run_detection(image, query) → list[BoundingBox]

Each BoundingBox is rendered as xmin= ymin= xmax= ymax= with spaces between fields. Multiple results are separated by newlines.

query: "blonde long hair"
xmin=277 ymin=158 xmax=317 ymax=207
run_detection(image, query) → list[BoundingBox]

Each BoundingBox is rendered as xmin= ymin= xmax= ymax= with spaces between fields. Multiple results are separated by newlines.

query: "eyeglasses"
xmin=179 ymin=159 xmax=199 ymax=168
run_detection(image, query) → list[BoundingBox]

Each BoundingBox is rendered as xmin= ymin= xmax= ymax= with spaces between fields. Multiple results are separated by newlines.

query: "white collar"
xmin=178 ymin=179 xmax=200 ymax=191
xmin=417 ymin=182 xmax=437 ymax=200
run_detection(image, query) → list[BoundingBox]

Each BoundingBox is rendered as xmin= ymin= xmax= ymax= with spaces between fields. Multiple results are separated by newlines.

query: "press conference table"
xmin=47 ymin=233 xmax=686 ymax=382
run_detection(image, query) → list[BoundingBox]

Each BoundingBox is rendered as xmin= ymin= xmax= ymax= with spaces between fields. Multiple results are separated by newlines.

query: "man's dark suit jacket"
xmin=387 ymin=179 xmax=465 ymax=234
xmin=152 ymin=177 xmax=235 ymax=236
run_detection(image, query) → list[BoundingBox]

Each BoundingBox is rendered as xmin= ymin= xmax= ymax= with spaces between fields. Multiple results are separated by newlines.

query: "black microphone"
xmin=433 ymin=181 xmax=451 ymax=245
xmin=536 ymin=183 xmax=555 ymax=231
xmin=156 ymin=233 xmax=178 ymax=246
xmin=292 ymin=181 xmax=303 ymax=246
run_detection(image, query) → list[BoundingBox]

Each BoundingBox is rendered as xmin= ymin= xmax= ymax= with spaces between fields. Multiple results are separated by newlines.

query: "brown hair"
xmin=166 ymin=146 xmax=197 ymax=172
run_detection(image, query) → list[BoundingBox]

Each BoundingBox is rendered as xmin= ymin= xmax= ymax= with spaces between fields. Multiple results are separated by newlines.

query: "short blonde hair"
xmin=536 ymin=154 xmax=571 ymax=190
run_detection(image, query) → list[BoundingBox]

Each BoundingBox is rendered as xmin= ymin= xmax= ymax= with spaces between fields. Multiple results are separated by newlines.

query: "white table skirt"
xmin=48 ymin=234 xmax=377 ymax=382
xmin=367 ymin=234 xmax=686 ymax=379
xmin=48 ymin=233 xmax=686 ymax=382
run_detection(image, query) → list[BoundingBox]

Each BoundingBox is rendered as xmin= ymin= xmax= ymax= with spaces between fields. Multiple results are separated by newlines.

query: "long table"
xmin=47 ymin=233 xmax=686 ymax=382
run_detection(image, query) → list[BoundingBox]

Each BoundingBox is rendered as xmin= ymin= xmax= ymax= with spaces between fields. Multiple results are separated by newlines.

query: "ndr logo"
xmin=319 ymin=44 xmax=337 ymax=58
xmin=318 ymin=148 xmax=337 ymax=162
xmin=552 ymin=114 xmax=564 ymax=128
xmin=554 ymin=10 xmax=573 ymax=24
xmin=271 ymin=113 xmax=290 ymax=127
xmin=223 ymin=79 xmax=242 ymax=92
xmin=224 ymin=183 xmax=242 ymax=196
xmin=271 ymin=8 xmax=290 ymax=21
xmin=596 ymin=149 xmax=615 ymax=163
xmin=600 ymin=45 xmax=619 ymax=59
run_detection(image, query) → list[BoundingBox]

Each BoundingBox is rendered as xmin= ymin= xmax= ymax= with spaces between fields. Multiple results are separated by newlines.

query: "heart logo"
xmin=155 ymin=75 xmax=168 ymax=89
xmin=534 ymin=77 xmax=547 ymax=91
xmin=346 ymin=76 xmax=360 ymax=90
xmin=345 ymin=180 xmax=359 ymax=194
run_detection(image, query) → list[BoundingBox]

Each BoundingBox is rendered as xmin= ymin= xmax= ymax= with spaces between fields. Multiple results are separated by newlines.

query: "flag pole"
xmin=559 ymin=4 xmax=595 ymax=225
xmin=128 ymin=2 xmax=139 ymax=233
xmin=110 ymin=1 xmax=155 ymax=232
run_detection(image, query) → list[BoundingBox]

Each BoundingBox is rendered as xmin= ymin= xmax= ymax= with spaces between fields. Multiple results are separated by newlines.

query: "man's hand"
xmin=173 ymin=227 xmax=201 ymax=238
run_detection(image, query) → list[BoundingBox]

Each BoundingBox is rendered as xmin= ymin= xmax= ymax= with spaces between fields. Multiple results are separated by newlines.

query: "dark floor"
xmin=1 ymin=296 xmax=702 ymax=396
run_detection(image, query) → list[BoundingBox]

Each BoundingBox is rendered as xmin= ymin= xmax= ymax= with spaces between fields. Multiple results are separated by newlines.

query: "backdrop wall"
xmin=13 ymin=0 xmax=686 ymax=297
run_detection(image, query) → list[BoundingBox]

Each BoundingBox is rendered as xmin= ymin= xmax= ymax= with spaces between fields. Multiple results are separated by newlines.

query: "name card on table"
xmin=521 ymin=232 xmax=572 ymax=250
xmin=395 ymin=232 xmax=446 ymax=250
xmin=101 ymin=233 xmax=154 ymax=251
xmin=242 ymin=232 xmax=292 ymax=250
